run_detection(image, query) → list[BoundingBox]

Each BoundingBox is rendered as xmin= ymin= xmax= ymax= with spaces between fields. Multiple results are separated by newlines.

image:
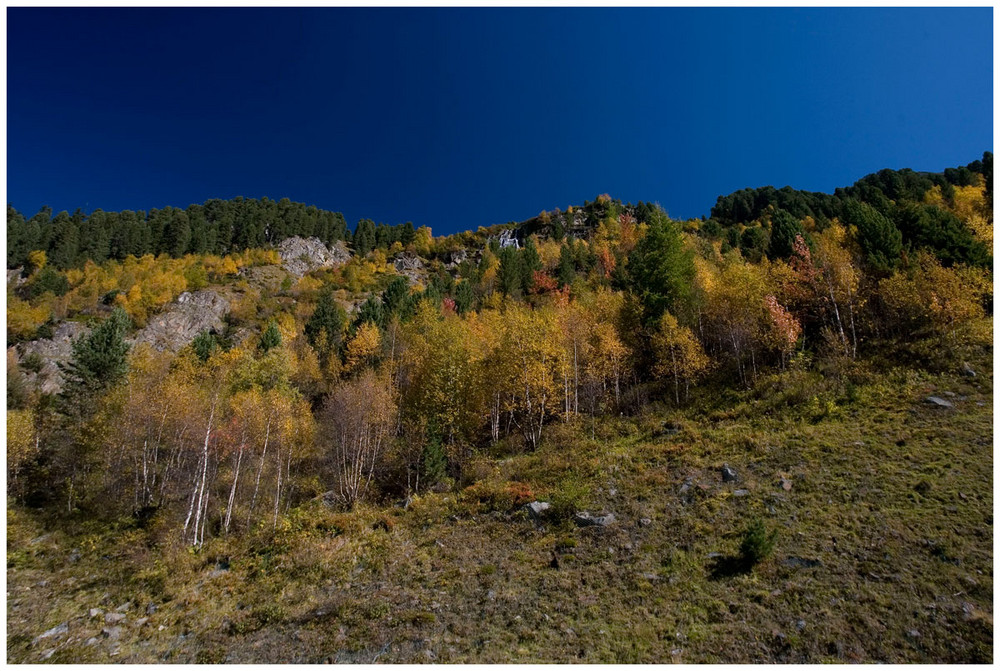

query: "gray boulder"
xmin=961 ymin=362 xmax=977 ymax=378
xmin=132 ymin=290 xmax=229 ymax=352
xmin=278 ymin=237 xmax=351 ymax=277
xmin=721 ymin=464 xmax=739 ymax=483
xmin=524 ymin=501 xmax=551 ymax=520
xmin=926 ymin=396 xmax=954 ymax=408
xmin=104 ymin=612 xmax=127 ymax=625
xmin=101 ymin=626 xmax=123 ymax=640
xmin=573 ymin=511 xmax=616 ymax=527
xmin=33 ymin=622 xmax=68 ymax=644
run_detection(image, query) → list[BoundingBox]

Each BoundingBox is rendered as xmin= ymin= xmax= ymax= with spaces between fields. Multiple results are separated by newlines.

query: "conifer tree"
xmin=259 ymin=321 xmax=282 ymax=353
xmin=306 ymin=288 xmax=347 ymax=354
xmin=59 ymin=307 xmax=132 ymax=413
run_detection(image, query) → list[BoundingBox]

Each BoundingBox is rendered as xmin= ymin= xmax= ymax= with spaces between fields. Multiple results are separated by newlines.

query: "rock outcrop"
xmin=132 ymin=290 xmax=229 ymax=352
xmin=15 ymin=321 xmax=91 ymax=394
xmin=443 ymin=249 xmax=468 ymax=268
xmin=278 ymin=237 xmax=351 ymax=277
xmin=393 ymin=253 xmax=425 ymax=285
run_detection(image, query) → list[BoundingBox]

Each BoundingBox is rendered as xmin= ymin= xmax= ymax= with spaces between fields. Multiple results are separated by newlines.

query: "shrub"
xmin=19 ymin=351 xmax=44 ymax=374
xmin=739 ymin=518 xmax=777 ymax=568
xmin=459 ymin=480 xmax=535 ymax=513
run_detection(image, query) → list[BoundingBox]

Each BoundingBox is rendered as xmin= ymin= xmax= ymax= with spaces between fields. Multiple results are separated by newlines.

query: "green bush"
xmin=739 ymin=518 xmax=777 ymax=568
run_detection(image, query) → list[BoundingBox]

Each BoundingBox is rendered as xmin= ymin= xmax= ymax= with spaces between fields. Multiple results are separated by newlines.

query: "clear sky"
xmin=7 ymin=7 xmax=993 ymax=235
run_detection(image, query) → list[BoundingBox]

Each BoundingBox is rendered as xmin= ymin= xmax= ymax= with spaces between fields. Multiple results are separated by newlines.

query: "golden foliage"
xmin=7 ymin=295 xmax=51 ymax=339
xmin=651 ymin=311 xmax=709 ymax=402
xmin=345 ymin=321 xmax=382 ymax=372
xmin=880 ymin=252 xmax=991 ymax=340
xmin=7 ymin=408 xmax=38 ymax=482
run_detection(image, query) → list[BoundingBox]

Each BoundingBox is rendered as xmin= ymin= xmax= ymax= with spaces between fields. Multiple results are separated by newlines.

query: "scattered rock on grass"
xmin=573 ymin=511 xmax=616 ymax=527
xmin=105 ymin=612 xmax=126 ymax=625
xmin=33 ymin=622 xmax=68 ymax=644
xmin=926 ymin=396 xmax=953 ymax=408
xmin=89 ymin=608 xmax=103 ymax=619
xmin=638 ymin=517 xmax=652 ymax=527
xmin=102 ymin=626 xmax=123 ymax=640
xmin=779 ymin=477 xmax=793 ymax=491
xmin=733 ymin=489 xmax=750 ymax=497
xmin=962 ymin=362 xmax=977 ymax=378
xmin=721 ymin=464 xmax=739 ymax=483
xmin=525 ymin=501 xmax=551 ymax=520
xmin=781 ymin=556 xmax=822 ymax=569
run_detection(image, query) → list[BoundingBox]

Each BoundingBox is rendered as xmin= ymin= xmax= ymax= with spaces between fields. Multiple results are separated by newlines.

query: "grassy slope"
xmin=7 ymin=346 xmax=993 ymax=663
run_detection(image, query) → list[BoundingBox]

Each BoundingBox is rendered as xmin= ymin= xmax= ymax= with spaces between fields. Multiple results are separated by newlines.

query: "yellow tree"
xmin=7 ymin=408 xmax=38 ymax=497
xmin=345 ymin=320 xmax=382 ymax=373
xmin=399 ymin=300 xmax=484 ymax=454
xmin=651 ymin=311 xmax=710 ymax=404
xmin=467 ymin=307 xmax=511 ymax=444
xmin=812 ymin=227 xmax=861 ymax=357
xmin=702 ymin=256 xmax=772 ymax=385
xmin=880 ymin=251 xmax=991 ymax=344
xmin=499 ymin=302 xmax=563 ymax=449
xmin=412 ymin=225 xmax=434 ymax=257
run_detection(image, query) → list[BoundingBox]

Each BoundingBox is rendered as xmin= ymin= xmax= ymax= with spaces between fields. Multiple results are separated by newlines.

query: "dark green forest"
xmin=8 ymin=152 xmax=993 ymax=274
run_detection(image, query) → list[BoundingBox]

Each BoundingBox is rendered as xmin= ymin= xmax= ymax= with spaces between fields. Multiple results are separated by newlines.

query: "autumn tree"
xmin=320 ymin=369 xmax=397 ymax=506
xmin=651 ymin=311 xmax=710 ymax=404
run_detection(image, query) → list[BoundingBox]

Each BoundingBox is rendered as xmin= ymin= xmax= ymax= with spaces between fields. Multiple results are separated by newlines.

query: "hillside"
xmin=6 ymin=155 xmax=993 ymax=663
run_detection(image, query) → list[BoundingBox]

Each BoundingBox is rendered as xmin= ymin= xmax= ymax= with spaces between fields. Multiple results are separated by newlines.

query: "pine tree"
xmin=59 ymin=307 xmax=132 ymax=411
xmin=259 ymin=321 xmax=282 ymax=353
xmin=420 ymin=422 xmax=447 ymax=488
xmin=843 ymin=199 xmax=902 ymax=273
xmin=305 ymin=288 xmax=347 ymax=353
xmin=192 ymin=331 xmax=218 ymax=362
xmin=767 ymin=209 xmax=804 ymax=260
xmin=454 ymin=280 xmax=475 ymax=314
xmin=627 ymin=210 xmax=694 ymax=324
xmin=353 ymin=218 xmax=376 ymax=256
xmin=498 ymin=246 xmax=524 ymax=297
xmin=557 ymin=243 xmax=576 ymax=287
xmin=382 ymin=276 xmax=411 ymax=318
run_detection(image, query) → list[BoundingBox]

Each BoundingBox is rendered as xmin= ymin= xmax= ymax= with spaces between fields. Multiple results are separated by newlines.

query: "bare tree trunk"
xmin=847 ymin=289 xmax=858 ymax=359
xmin=826 ymin=280 xmax=849 ymax=357
xmin=182 ymin=465 xmax=200 ymax=536
xmin=247 ymin=417 xmax=271 ymax=529
xmin=573 ymin=339 xmax=579 ymax=416
xmin=224 ymin=439 xmax=245 ymax=534
xmin=191 ymin=400 xmax=216 ymax=546
xmin=671 ymin=348 xmax=680 ymax=406
xmin=272 ymin=446 xmax=282 ymax=530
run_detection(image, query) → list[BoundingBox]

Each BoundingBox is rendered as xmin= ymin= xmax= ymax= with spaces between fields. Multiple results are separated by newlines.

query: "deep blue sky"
xmin=7 ymin=7 xmax=993 ymax=235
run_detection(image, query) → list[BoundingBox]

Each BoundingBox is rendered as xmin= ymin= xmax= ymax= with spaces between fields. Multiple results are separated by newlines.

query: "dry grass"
xmin=7 ymin=346 xmax=992 ymax=663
